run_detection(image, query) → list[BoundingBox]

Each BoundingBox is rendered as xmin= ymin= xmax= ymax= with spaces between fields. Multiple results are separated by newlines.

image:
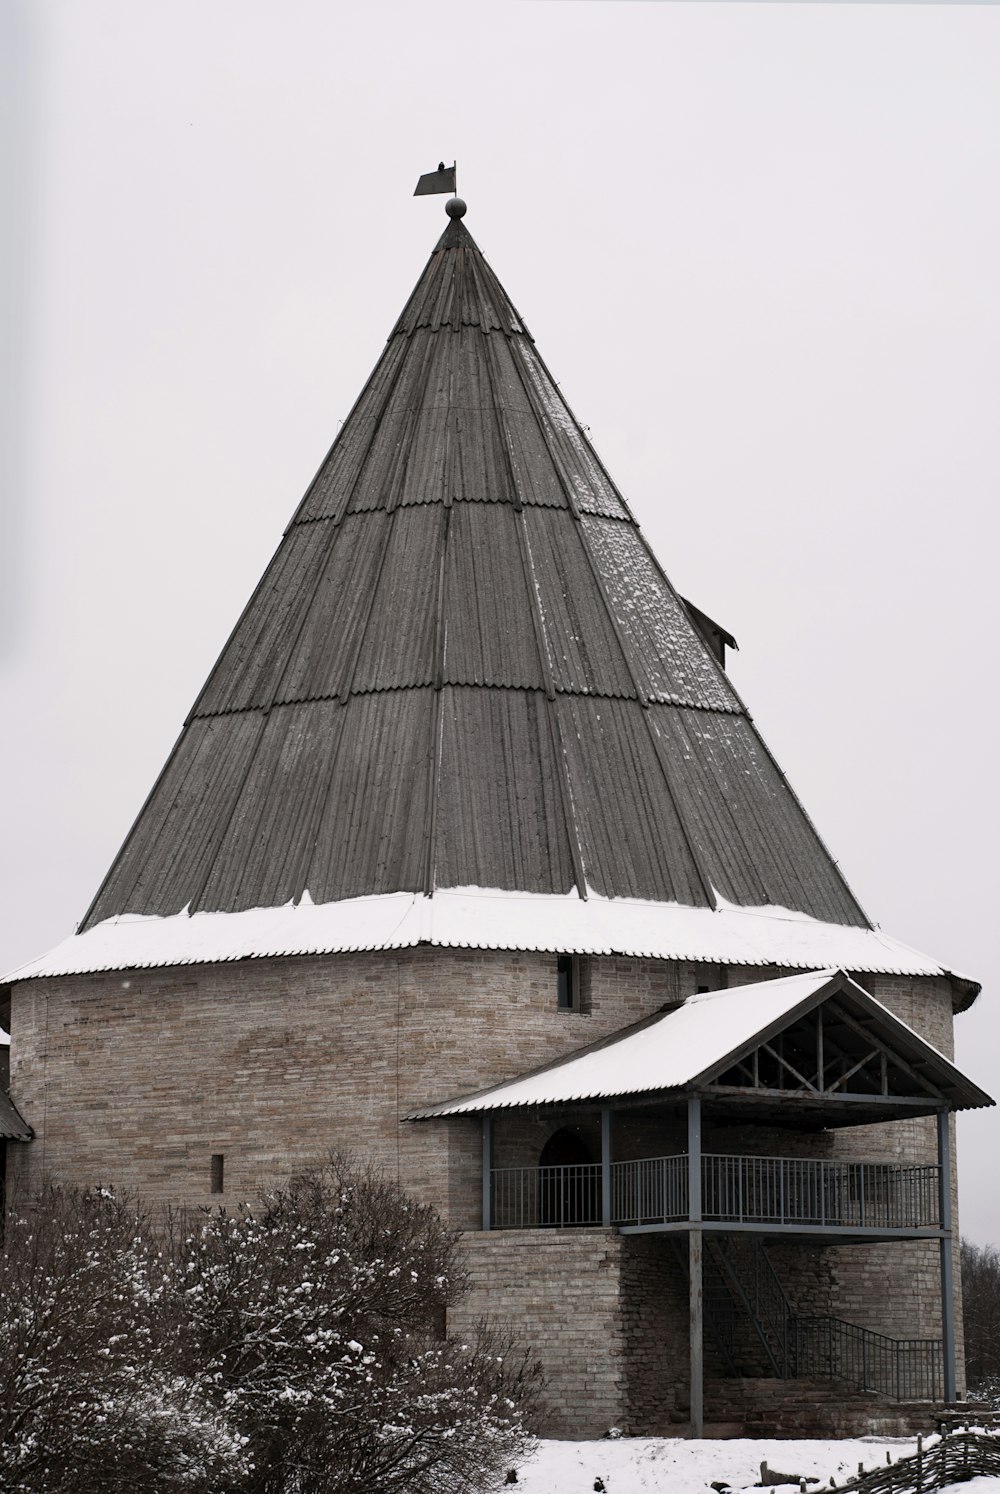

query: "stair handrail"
xmin=708 ymin=1239 xmax=942 ymax=1401
xmin=792 ymin=1313 xmax=943 ymax=1402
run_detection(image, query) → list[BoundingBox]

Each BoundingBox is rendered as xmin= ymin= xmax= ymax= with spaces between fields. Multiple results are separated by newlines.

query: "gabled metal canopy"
xmin=77 ymin=206 xmax=873 ymax=939
xmin=406 ymin=969 xmax=993 ymax=1123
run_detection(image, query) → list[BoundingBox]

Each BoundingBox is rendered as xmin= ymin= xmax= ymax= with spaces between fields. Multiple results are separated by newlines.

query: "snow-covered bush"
xmin=0 ymin=1185 xmax=248 ymax=1493
xmin=0 ymin=1161 xmax=540 ymax=1493
xmin=168 ymin=1156 xmax=540 ymax=1492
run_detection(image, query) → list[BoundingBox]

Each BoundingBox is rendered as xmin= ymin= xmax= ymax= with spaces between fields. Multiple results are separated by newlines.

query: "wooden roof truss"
xmin=711 ymin=996 xmax=947 ymax=1108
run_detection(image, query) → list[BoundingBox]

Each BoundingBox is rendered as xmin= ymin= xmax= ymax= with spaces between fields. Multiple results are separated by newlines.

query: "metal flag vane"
xmin=414 ymin=161 xmax=457 ymax=197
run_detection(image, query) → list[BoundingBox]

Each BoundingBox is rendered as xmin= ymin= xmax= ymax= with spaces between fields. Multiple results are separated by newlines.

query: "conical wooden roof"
xmin=81 ymin=211 xmax=867 ymax=934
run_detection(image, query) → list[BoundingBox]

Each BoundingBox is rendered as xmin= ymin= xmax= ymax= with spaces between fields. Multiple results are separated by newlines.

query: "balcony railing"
xmin=701 ymin=1154 xmax=940 ymax=1231
xmin=489 ymin=1154 xmax=941 ymax=1231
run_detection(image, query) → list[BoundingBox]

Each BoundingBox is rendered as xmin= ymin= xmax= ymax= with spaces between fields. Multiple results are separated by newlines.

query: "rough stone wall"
xmin=6 ymin=950 xmax=704 ymax=1217
xmin=5 ymin=952 xmax=970 ymax=1414
xmin=767 ymin=1240 xmax=836 ymax=1319
xmin=619 ymin=1236 xmax=690 ymax=1432
xmin=451 ymin=1230 xmax=628 ymax=1438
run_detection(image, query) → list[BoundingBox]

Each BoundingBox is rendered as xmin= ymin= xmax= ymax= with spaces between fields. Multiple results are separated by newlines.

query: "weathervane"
xmin=413 ymin=161 xmax=465 ymax=218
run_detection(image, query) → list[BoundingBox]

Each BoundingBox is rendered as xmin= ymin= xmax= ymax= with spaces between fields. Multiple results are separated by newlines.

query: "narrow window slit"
xmin=557 ymin=954 xmax=575 ymax=1010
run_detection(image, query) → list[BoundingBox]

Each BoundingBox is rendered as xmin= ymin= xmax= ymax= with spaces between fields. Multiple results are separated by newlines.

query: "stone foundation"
xmin=704 ymin=1379 xmax=935 ymax=1438
xmin=451 ymin=1228 xmax=946 ymax=1438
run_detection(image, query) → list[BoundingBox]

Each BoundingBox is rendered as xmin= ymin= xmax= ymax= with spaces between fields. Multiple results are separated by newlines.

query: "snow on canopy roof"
xmin=406 ymin=969 xmax=993 ymax=1118
xmin=0 ymin=1090 xmax=31 ymax=1142
xmin=1 ymin=887 xmax=974 ymax=992
xmin=0 ymin=1027 xmax=9 ymax=1047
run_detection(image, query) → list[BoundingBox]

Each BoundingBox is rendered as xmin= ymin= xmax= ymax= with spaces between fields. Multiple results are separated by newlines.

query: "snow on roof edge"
xmin=2 ymin=887 xmax=968 ymax=989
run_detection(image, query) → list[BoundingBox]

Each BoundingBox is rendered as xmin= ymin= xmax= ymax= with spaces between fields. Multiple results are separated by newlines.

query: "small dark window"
xmin=210 ymin=1153 xmax=224 ymax=1194
xmin=696 ymin=985 xmax=710 ymax=994
xmin=557 ymin=954 xmax=576 ymax=1010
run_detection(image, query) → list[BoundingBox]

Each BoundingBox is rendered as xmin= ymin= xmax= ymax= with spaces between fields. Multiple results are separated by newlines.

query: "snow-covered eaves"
xmin=0 ymin=1089 xmax=31 ymax=1142
xmin=0 ymin=1027 xmax=9 ymax=1048
xmin=405 ymin=969 xmax=993 ymax=1118
xmin=2 ymin=888 xmax=976 ymax=1003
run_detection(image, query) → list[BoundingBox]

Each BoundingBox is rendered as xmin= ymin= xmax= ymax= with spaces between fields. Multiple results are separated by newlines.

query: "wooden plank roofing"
xmin=80 ymin=209 xmax=870 ymax=935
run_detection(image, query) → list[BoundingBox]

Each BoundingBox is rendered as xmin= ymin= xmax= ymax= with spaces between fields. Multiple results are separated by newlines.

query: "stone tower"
xmin=3 ymin=196 xmax=990 ymax=1437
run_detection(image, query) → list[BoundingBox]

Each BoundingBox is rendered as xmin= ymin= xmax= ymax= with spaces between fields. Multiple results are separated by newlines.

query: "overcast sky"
xmin=3 ymin=0 xmax=998 ymax=1239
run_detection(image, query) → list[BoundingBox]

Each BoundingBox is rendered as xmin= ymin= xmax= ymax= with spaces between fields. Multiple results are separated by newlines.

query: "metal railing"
xmin=701 ymin=1155 xmax=940 ymax=1231
xmin=792 ymin=1316 xmax=943 ymax=1402
xmin=492 ymin=1163 xmax=603 ymax=1229
xmin=489 ymin=1154 xmax=941 ymax=1231
xmin=708 ymin=1233 xmax=793 ymax=1376
xmin=612 ymin=1154 xmax=687 ymax=1226
xmin=704 ymin=1237 xmax=943 ymax=1402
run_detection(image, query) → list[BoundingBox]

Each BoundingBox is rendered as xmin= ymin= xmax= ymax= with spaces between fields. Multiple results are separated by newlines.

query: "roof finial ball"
xmin=445 ymin=195 xmax=467 ymax=219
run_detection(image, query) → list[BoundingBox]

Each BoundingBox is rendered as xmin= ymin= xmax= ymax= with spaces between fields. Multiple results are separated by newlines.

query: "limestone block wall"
xmin=8 ymin=953 xmax=422 ymax=1209
xmin=6 ymin=949 xmax=711 ymax=1214
xmin=5 ymin=950 xmax=969 ymax=1404
xmin=452 ymin=1229 xmax=629 ymax=1437
xmin=619 ymin=1235 xmax=690 ymax=1432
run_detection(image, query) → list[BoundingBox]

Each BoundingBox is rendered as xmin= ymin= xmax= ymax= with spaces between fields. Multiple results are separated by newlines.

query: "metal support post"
xmin=601 ymin=1106 xmax=614 ymax=1227
xmin=688 ymin=1092 xmax=704 ymax=1436
xmin=482 ymin=1113 xmax=494 ymax=1232
xmin=937 ymin=1108 xmax=956 ymax=1402
xmin=689 ymin=1228 xmax=703 ymax=1436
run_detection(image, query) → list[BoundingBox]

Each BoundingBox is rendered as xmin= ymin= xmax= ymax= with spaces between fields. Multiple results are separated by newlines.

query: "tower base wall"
xmin=4 ymin=951 xmax=966 ymax=1421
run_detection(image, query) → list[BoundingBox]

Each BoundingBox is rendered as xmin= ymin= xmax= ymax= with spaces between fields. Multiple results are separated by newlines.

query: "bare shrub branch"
xmin=0 ymin=1159 xmax=541 ymax=1493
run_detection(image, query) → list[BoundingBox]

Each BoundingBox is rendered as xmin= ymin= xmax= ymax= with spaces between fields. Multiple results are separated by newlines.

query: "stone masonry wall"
xmin=619 ymin=1235 xmax=690 ymax=1433
xmin=451 ymin=1230 xmax=628 ymax=1438
xmin=5 ymin=952 xmax=970 ymax=1418
xmin=6 ymin=950 xmax=708 ymax=1216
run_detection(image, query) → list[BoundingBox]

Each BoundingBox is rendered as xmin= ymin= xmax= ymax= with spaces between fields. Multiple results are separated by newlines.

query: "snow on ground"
xmin=513 ymin=1435 xmax=1000 ymax=1494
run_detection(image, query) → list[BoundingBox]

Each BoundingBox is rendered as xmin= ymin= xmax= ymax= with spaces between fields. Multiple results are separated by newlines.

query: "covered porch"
xmin=409 ymin=969 xmax=993 ymax=1433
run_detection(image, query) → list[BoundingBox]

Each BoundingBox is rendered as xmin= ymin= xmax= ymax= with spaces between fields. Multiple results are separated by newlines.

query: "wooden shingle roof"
xmin=80 ymin=210 xmax=868 ymax=935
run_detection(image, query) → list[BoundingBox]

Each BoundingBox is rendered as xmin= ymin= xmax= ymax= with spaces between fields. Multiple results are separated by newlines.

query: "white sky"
xmin=2 ymin=0 xmax=998 ymax=1239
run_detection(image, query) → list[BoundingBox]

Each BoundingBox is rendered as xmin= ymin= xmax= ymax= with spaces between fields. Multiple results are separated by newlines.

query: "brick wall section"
xmin=451 ymin=1230 xmax=628 ymax=1438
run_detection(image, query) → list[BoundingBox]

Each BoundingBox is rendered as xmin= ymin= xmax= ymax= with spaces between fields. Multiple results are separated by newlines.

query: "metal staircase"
xmin=673 ymin=1235 xmax=942 ymax=1402
xmin=705 ymin=1235 xmax=790 ymax=1377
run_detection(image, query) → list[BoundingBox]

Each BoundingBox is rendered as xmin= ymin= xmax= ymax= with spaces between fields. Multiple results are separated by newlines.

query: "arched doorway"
xmin=538 ymin=1127 xmax=598 ymax=1226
